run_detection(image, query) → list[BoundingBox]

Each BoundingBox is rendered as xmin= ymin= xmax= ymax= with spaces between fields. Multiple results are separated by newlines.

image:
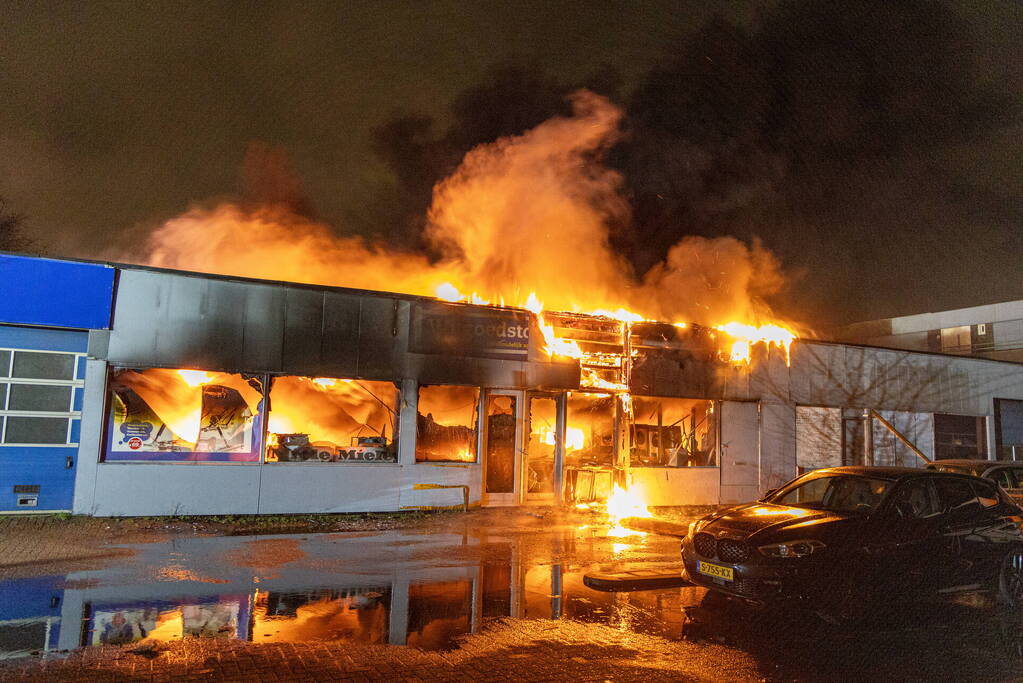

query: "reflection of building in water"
xmin=1 ymin=531 xmax=695 ymax=659
xmin=253 ymin=588 xmax=390 ymax=644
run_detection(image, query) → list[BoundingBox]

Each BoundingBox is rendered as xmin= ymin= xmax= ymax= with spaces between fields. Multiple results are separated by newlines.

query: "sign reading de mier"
xmin=410 ymin=301 xmax=531 ymax=361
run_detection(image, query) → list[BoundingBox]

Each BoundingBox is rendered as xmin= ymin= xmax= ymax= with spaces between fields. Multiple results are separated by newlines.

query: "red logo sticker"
xmin=128 ymin=437 xmax=143 ymax=450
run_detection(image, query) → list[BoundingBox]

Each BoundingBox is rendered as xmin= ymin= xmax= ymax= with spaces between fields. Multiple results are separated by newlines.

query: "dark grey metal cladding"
xmin=103 ymin=269 xmax=320 ymax=374
xmin=279 ymin=287 xmax=363 ymax=378
xmin=101 ymin=267 xmax=577 ymax=386
xmin=357 ymin=296 xmax=404 ymax=379
xmin=629 ymin=322 xmax=722 ymax=398
xmin=106 ymin=270 xmax=276 ymax=371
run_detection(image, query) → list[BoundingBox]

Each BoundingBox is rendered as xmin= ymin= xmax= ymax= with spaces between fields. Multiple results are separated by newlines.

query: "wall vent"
xmin=13 ymin=485 xmax=40 ymax=494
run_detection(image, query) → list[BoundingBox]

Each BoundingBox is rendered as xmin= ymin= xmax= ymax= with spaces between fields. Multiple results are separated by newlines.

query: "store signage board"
xmin=410 ymin=301 xmax=530 ymax=361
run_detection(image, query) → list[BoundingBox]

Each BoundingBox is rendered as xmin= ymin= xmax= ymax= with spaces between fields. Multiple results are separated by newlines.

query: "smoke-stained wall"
xmin=95 ymin=268 xmax=579 ymax=390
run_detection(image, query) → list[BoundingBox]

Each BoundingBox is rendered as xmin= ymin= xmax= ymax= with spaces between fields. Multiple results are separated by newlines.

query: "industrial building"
xmin=833 ymin=299 xmax=1023 ymax=364
xmin=3 ymin=252 xmax=1023 ymax=516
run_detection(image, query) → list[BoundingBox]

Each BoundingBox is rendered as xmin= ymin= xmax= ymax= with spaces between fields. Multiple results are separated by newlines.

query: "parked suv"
xmin=925 ymin=459 xmax=1023 ymax=505
xmin=681 ymin=466 xmax=1023 ymax=616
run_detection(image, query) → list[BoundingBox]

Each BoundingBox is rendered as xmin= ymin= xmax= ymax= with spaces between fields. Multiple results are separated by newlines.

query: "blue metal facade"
xmin=0 ymin=254 xmax=113 ymax=512
xmin=0 ymin=254 xmax=114 ymax=330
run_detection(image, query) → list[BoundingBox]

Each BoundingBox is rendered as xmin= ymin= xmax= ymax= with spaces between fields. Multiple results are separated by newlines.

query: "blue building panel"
xmin=0 ymin=575 xmax=64 ymax=622
xmin=0 ymin=254 xmax=114 ymax=330
xmin=0 ymin=325 xmax=88 ymax=353
xmin=1 ymin=447 xmax=77 ymax=511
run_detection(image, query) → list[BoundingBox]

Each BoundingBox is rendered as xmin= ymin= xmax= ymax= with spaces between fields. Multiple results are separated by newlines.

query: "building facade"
xmin=3 ymin=253 xmax=1023 ymax=516
xmin=834 ymin=299 xmax=1023 ymax=364
xmin=0 ymin=255 xmax=114 ymax=512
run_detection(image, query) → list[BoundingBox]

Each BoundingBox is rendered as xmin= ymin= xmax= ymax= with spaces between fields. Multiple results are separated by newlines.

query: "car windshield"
xmin=766 ymin=475 xmax=893 ymax=513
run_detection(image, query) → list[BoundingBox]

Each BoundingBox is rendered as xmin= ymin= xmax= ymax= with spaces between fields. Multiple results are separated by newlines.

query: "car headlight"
xmin=757 ymin=539 xmax=825 ymax=558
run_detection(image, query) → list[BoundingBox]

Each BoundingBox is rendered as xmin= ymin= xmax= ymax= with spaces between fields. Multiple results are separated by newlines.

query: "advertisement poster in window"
xmin=105 ymin=368 xmax=264 ymax=462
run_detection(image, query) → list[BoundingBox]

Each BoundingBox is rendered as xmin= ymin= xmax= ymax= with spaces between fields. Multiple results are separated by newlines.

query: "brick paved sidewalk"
xmin=0 ymin=618 xmax=759 ymax=682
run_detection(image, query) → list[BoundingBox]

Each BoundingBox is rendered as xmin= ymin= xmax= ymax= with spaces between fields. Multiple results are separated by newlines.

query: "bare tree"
xmin=0 ymin=197 xmax=34 ymax=254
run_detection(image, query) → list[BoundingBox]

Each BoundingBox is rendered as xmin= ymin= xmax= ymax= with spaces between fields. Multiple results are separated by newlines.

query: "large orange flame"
xmin=119 ymin=91 xmax=797 ymax=368
xmin=715 ymin=322 xmax=797 ymax=365
xmin=606 ymin=483 xmax=652 ymax=537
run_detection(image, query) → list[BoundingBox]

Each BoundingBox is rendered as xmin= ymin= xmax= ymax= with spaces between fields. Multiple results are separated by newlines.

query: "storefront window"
xmin=416 ymin=385 xmax=479 ymax=462
xmin=565 ymin=393 xmax=616 ymax=468
xmin=105 ymin=368 xmax=264 ymax=462
xmin=630 ymin=396 xmax=717 ymax=467
xmin=265 ymin=377 xmax=399 ymax=463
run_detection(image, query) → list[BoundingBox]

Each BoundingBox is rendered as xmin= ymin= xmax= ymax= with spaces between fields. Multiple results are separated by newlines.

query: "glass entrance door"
xmin=484 ymin=391 xmax=521 ymax=505
xmin=525 ymin=394 xmax=561 ymax=503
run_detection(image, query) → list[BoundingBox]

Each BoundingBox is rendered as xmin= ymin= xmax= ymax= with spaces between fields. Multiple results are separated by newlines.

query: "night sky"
xmin=2 ymin=0 xmax=1020 ymax=326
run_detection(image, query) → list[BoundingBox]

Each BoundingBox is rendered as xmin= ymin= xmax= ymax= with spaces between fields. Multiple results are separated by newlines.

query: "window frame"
xmin=263 ymin=375 xmax=402 ymax=466
xmin=414 ymin=383 xmax=482 ymax=464
xmin=102 ymin=366 xmax=267 ymax=464
xmin=0 ymin=347 xmax=84 ymax=447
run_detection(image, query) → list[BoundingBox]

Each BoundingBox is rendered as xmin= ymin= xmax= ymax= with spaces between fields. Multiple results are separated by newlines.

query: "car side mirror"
xmin=759 ymin=488 xmax=778 ymax=502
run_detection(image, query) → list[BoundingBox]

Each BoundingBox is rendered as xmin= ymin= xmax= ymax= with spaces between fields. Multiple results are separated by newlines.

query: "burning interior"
xmin=265 ymin=377 xmax=399 ymax=463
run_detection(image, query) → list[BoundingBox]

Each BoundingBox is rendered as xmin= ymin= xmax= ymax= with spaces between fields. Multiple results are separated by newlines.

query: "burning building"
xmin=4 ymin=252 xmax=1023 ymax=516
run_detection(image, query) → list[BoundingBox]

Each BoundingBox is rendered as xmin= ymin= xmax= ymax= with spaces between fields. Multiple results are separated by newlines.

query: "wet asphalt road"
xmin=3 ymin=513 xmax=1023 ymax=680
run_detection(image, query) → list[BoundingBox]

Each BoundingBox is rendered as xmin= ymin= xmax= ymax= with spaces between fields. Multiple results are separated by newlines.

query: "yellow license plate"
xmin=697 ymin=560 xmax=734 ymax=581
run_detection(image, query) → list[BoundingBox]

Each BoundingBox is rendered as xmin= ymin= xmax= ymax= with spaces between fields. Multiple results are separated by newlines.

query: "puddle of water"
xmin=4 ymin=523 xmax=1021 ymax=680
xmin=0 ymin=524 xmax=683 ymax=659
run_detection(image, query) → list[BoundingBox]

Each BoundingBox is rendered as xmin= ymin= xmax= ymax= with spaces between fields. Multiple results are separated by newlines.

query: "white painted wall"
xmin=628 ymin=467 xmax=719 ymax=506
xmin=90 ymin=463 xmax=261 ymax=516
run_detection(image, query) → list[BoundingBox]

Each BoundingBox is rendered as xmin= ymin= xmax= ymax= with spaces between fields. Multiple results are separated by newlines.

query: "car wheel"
xmin=998 ymin=549 xmax=1023 ymax=609
xmin=824 ymin=576 xmax=871 ymax=625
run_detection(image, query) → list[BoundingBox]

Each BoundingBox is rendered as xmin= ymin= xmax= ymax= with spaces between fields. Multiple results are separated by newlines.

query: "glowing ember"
xmin=177 ymin=369 xmax=213 ymax=387
xmin=589 ymin=308 xmax=645 ymax=323
xmin=716 ymin=322 xmax=797 ymax=365
xmin=605 ymin=483 xmax=651 ymax=537
xmin=581 ymin=370 xmax=628 ymax=391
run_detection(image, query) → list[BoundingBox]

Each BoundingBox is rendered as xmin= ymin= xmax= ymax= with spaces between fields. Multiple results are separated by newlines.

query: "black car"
xmin=925 ymin=459 xmax=1023 ymax=505
xmin=681 ymin=466 xmax=1023 ymax=614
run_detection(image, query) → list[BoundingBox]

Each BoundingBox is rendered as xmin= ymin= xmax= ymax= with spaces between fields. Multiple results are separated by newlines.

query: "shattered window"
xmin=631 ymin=397 xmax=717 ymax=467
xmin=416 ymin=385 xmax=479 ymax=462
xmin=565 ymin=393 xmax=616 ymax=468
xmin=526 ymin=395 xmax=558 ymax=493
xmin=265 ymin=377 xmax=399 ymax=464
xmin=105 ymin=368 xmax=264 ymax=462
